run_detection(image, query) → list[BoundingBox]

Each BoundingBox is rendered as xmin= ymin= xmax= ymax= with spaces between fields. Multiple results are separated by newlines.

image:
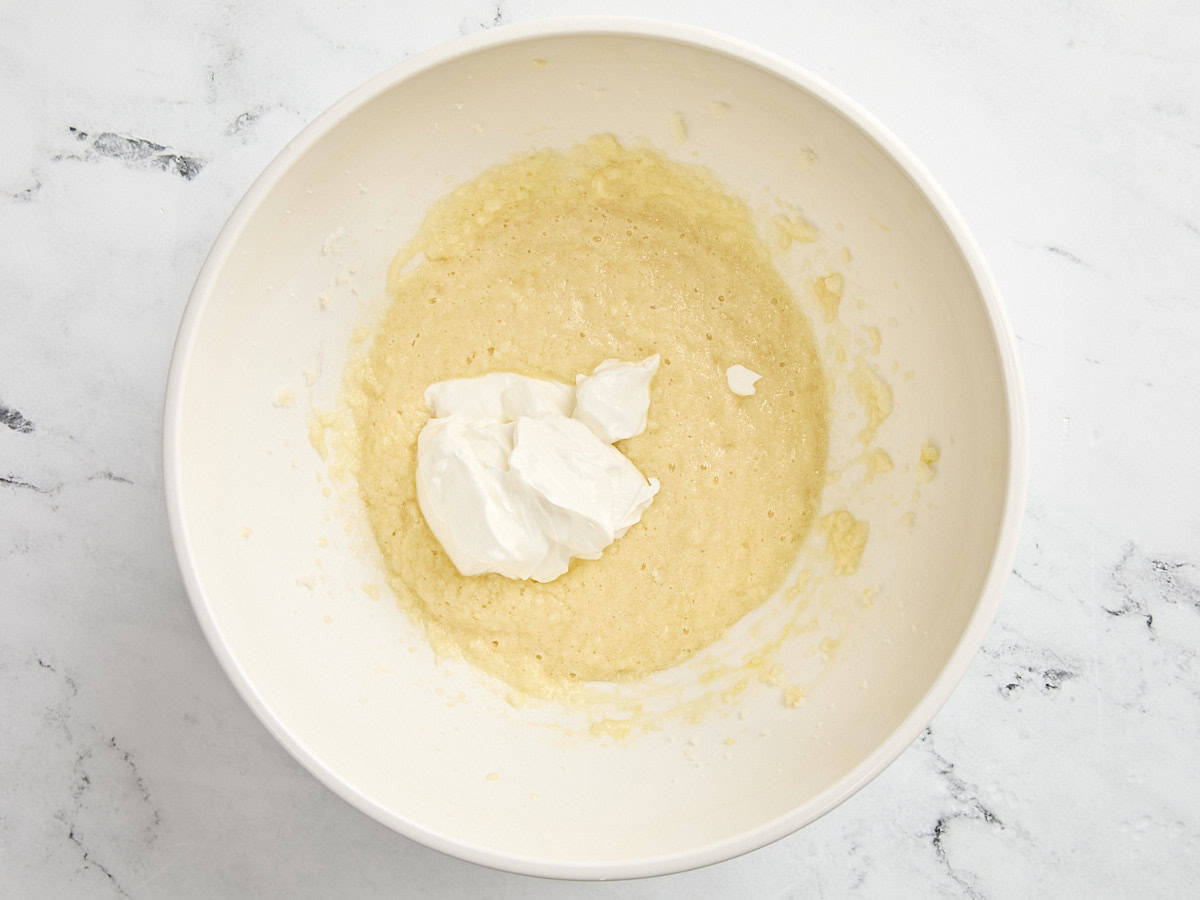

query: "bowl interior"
xmin=169 ymin=27 xmax=1016 ymax=876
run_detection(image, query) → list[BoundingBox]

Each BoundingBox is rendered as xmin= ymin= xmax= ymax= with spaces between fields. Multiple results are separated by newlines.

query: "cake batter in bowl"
xmin=352 ymin=135 xmax=828 ymax=695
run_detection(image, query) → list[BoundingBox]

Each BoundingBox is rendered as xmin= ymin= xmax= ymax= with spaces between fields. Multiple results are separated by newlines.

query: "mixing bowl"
xmin=164 ymin=18 xmax=1025 ymax=879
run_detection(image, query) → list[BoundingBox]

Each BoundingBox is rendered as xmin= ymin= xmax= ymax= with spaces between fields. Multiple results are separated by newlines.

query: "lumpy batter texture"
xmin=352 ymin=135 xmax=827 ymax=694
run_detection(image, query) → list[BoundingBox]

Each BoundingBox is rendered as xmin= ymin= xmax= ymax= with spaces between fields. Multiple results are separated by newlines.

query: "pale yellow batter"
xmin=351 ymin=135 xmax=828 ymax=695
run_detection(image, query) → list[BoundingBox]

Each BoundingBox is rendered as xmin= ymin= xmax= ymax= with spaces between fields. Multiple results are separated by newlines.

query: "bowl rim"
xmin=163 ymin=15 xmax=1028 ymax=882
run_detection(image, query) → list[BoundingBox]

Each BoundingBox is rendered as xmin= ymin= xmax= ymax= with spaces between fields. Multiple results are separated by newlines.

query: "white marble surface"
xmin=2 ymin=1 xmax=1198 ymax=896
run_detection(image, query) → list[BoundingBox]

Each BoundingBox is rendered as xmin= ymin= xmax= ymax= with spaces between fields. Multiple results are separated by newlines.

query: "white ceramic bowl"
xmin=165 ymin=19 xmax=1025 ymax=879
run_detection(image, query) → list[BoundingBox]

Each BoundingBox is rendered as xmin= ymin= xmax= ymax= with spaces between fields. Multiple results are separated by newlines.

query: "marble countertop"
xmin=3 ymin=1 xmax=1198 ymax=896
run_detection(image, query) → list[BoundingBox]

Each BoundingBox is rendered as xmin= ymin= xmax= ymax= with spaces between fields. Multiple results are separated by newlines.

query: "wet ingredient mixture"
xmin=351 ymin=135 xmax=828 ymax=695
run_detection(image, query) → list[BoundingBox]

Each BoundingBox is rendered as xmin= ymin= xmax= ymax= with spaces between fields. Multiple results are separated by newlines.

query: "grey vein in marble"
xmin=1109 ymin=542 xmax=1200 ymax=626
xmin=54 ymin=126 xmax=207 ymax=181
xmin=1 ymin=403 xmax=36 ymax=433
xmin=33 ymin=656 xmax=161 ymax=899
xmin=916 ymin=728 xmax=1006 ymax=900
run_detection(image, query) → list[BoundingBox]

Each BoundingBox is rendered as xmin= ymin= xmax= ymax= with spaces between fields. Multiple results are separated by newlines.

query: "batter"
xmin=351 ymin=135 xmax=828 ymax=694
